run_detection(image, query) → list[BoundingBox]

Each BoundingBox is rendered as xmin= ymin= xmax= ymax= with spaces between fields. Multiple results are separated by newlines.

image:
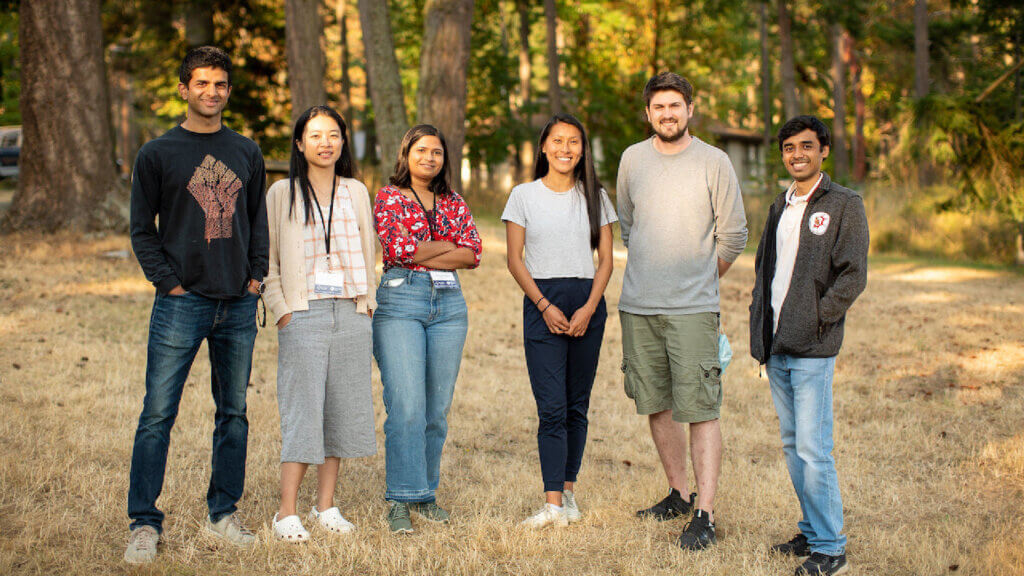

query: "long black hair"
xmin=288 ymin=105 xmax=356 ymax=224
xmin=389 ymin=124 xmax=452 ymax=197
xmin=534 ymin=113 xmax=604 ymax=249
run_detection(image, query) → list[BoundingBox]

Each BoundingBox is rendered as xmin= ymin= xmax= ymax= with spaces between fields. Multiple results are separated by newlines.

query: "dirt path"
xmin=1 ymin=225 xmax=1022 ymax=575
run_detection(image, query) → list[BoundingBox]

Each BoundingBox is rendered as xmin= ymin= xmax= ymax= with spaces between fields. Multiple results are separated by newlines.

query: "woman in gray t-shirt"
xmin=501 ymin=113 xmax=617 ymax=529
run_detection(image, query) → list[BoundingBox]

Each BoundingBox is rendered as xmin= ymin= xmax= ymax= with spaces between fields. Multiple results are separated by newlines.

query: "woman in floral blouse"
xmin=372 ymin=124 xmax=482 ymax=534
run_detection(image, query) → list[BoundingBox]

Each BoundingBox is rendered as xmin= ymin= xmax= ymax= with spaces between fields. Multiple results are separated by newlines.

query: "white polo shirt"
xmin=771 ymin=173 xmax=823 ymax=334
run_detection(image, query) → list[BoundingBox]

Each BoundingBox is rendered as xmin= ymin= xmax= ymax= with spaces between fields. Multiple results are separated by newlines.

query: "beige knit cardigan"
xmin=263 ymin=177 xmax=378 ymax=323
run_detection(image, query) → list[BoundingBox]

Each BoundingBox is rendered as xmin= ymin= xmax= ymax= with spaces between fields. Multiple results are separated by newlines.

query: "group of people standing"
xmin=124 ymin=46 xmax=867 ymax=576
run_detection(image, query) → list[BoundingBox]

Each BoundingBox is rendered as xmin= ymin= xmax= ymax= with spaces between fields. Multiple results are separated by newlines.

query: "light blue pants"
xmin=766 ymin=354 xmax=846 ymax=556
xmin=373 ymin=268 xmax=468 ymax=502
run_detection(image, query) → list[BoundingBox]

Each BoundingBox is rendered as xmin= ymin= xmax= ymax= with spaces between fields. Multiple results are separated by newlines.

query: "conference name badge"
xmin=809 ymin=212 xmax=830 ymax=236
xmin=314 ymin=270 xmax=348 ymax=295
xmin=429 ymin=270 xmax=458 ymax=289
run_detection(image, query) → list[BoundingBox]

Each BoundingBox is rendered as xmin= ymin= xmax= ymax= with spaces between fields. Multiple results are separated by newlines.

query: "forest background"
xmin=0 ymin=0 xmax=1023 ymax=267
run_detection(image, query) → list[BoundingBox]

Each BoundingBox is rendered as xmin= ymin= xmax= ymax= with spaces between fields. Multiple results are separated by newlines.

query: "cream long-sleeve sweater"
xmin=263 ymin=177 xmax=377 ymax=323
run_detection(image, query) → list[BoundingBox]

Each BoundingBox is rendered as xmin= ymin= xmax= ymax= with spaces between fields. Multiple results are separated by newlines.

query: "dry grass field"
xmin=2 ymin=220 xmax=1023 ymax=576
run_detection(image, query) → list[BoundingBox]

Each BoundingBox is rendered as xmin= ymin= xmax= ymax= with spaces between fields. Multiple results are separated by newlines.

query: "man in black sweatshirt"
xmin=749 ymin=116 xmax=868 ymax=576
xmin=125 ymin=46 xmax=268 ymax=564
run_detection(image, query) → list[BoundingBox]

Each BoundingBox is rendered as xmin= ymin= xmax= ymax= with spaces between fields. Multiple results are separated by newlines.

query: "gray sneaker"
xmin=205 ymin=513 xmax=256 ymax=546
xmin=124 ymin=525 xmax=159 ymax=564
xmin=387 ymin=502 xmax=414 ymax=534
xmin=409 ymin=501 xmax=450 ymax=524
xmin=563 ymin=490 xmax=581 ymax=523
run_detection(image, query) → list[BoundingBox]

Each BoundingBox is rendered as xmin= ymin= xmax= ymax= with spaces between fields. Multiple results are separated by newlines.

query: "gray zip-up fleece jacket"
xmin=749 ymin=173 xmax=869 ymax=363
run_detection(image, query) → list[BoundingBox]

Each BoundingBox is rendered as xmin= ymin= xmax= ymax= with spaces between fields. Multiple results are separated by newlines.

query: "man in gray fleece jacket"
xmin=749 ymin=115 xmax=868 ymax=576
xmin=617 ymin=72 xmax=747 ymax=551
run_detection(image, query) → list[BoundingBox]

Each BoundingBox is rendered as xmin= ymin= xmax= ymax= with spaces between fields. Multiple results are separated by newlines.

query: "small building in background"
xmin=691 ymin=116 xmax=768 ymax=193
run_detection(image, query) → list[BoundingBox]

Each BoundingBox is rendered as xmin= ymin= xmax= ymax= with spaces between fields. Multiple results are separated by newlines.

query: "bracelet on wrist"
xmin=541 ymin=301 xmax=553 ymax=313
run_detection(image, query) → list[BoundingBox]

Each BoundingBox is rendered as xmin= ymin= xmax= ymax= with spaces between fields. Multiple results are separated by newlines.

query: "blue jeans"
xmin=766 ymin=354 xmax=846 ymax=556
xmin=128 ymin=291 xmax=258 ymax=531
xmin=373 ymin=268 xmax=468 ymax=503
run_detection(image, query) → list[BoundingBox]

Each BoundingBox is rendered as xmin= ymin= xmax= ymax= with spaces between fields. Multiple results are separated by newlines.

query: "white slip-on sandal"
xmin=272 ymin=513 xmax=310 ymax=542
xmin=309 ymin=506 xmax=356 ymax=534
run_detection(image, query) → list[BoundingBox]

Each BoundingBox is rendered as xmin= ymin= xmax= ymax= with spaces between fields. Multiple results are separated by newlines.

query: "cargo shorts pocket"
xmin=621 ymin=355 xmax=638 ymax=400
xmin=698 ymin=360 xmax=723 ymax=408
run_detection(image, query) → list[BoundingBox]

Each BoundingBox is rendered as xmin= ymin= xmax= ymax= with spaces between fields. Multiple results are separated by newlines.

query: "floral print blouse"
xmin=373 ymin=185 xmax=482 ymax=272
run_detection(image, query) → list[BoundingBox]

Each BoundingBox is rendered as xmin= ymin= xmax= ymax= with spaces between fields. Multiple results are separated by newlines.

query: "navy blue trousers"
xmin=524 ymin=278 xmax=606 ymax=492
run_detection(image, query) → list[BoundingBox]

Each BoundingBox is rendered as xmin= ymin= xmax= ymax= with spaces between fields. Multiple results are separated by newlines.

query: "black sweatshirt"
xmin=748 ymin=173 xmax=869 ymax=363
xmin=130 ymin=125 xmax=268 ymax=299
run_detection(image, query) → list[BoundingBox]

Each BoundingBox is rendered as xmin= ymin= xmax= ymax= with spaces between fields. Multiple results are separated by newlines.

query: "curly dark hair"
xmin=179 ymin=46 xmax=233 ymax=85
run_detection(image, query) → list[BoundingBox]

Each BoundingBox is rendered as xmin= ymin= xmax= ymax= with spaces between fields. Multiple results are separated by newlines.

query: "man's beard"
xmin=653 ymin=119 xmax=688 ymax=143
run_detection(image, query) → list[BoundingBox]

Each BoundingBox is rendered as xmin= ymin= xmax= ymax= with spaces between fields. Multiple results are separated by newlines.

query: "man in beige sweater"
xmin=617 ymin=72 xmax=748 ymax=550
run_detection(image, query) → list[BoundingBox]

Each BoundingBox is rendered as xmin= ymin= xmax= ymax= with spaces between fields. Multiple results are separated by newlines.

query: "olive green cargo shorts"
xmin=619 ymin=311 xmax=722 ymax=423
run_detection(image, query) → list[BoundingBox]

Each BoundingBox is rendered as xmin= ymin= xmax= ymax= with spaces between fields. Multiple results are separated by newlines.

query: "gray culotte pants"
xmin=277 ymin=298 xmax=376 ymax=463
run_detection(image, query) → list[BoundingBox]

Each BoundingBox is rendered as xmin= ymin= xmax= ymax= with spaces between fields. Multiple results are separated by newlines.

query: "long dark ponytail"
xmin=534 ymin=113 xmax=604 ymax=249
xmin=288 ymin=105 xmax=357 ymax=224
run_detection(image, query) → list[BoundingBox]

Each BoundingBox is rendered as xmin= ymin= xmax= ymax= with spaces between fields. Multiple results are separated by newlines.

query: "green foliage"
xmin=0 ymin=4 xmax=19 ymax=125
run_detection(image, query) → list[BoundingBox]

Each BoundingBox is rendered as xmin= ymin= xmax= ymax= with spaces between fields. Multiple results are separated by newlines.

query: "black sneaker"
xmin=635 ymin=488 xmax=696 ymax=520
xmin=795 ymin=552 xmax=848 ymax=575
xmin=677 ymin=509 xmax=716 ymax=550
xmin=772 ymin=533 xmax=811 ymax=557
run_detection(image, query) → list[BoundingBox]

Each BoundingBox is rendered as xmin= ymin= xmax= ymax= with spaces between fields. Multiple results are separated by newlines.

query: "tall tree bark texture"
xmin=760 ymin=2 xmax=772 ymax=193
xmin=337 ymin=0 xmax=352 ymax=123
xmin=186 ymin=0 xmax=214 ymax=48
xmin=286 ymin=0 xmax=328 ymax=123
xmin=358 ymin=0 xmax=408 ymax=170
xmin=516 ymin=0 xmax=534 ymax=181
xmin=544 ymin=0 xmax=561 ymax=114
xmin=4 ymin=0 xmax=122 ymax=233
xmin=847 ymin=34 xmax=867 ymax=182
xmin=914 ymin=0 xmax=929 ymax=99
xmin=777 ymin=0 xmax=800 ymax=120
xmin=417 ymin=0 xmax=474 ymax=194
xmin=830 ymin=24 xmax=849 ymax=182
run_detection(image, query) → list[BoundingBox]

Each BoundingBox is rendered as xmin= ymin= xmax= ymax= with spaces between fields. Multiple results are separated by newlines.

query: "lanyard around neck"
xmin=409 ymin=186 xmax=439 ymax=240
xmin=311 ymin=173 xmax=339 ymax=259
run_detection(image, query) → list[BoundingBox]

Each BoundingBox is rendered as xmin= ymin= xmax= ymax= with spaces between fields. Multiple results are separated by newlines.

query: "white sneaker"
xmin=521 ymin=503 xmax=568 ymax=529
xmin=563 ymin=490 xmax=581 ymax=523
xmin=272 ymin=513 xmax=310 ymax=543
xmin=309 ymin=506 xmax=356 ymax=534
xmin=206 ymin=513 xmax=256 ymax=546
xmin=124 ymin=525 xmax=159 ymax=564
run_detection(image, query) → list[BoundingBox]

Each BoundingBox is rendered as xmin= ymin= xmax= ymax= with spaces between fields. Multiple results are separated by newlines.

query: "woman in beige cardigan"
xmin=263 ymin=106 xmax=378 ymax=542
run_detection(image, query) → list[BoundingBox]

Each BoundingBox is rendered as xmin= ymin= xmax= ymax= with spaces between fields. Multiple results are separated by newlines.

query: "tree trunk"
xmin=760 ymin=2 xmax=772 ymax=193
xmin=1016 ymin=221 xmax=1024 ymax=267
xmin=4 ymin=0 xmax=123 ymax=233
xmin=516 ymin=0 xmax=533 ymax=181
xmin=830 ymin=24 xmax=849 ymax=182
xmin=543 ymin=0 xmax=561 ymax=114
xmin=777 ymin=0 xmax=800 ymax=120
xmin=357 ymin=0 xmax=408 ymax=171
xmin=914 ymin=0 xmax=929 ymax=99
xmin=848 ymin=35 xmax=867 ymax=182
xmin=417 ymin=0 xmax=474 ymax=195
xmin=286 ymin=0 xmax=328 ymax=123
xmin=185 ymin=0 xmax=215 ymax=48
xmin=337 ymin=0 xmax=352 ymax=123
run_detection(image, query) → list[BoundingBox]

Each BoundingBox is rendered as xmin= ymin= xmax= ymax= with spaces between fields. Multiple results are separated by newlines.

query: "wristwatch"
xmin=251 ymin=279 xmax=265 ymax=294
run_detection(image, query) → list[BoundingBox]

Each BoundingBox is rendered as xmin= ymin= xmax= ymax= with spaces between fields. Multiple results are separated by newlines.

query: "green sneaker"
xmin=386 ymin=502 xmax=414 ymax=534
xmin=409 ymin=501 xmax=450 ymax=523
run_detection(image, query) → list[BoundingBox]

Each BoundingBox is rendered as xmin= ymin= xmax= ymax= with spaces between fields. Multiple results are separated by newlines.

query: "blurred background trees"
xmin=0 ymin=0 xmax=1021 ymax=264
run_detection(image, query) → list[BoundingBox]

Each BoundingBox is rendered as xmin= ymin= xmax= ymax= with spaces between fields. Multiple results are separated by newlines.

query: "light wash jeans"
xmin=373 ymin=268 xmax=468 ymax=502
xmin=766 ymin=354 xmax=847 ymax=556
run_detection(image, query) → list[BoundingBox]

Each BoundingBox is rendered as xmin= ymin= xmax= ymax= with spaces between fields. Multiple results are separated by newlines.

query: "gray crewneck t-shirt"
xmin=616 ymin=137 xmax=748 ymax=315
xmin=501 ymin=179 xmax=617 ymax=279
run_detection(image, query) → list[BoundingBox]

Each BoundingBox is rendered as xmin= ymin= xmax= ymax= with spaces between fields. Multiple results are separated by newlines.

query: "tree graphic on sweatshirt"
xmin=188 ymin=155 xmax=242 ymax=243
